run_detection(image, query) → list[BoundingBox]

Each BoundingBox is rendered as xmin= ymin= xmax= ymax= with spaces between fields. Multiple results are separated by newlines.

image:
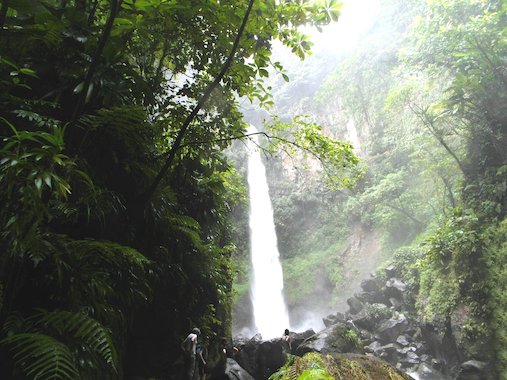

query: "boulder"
xmin=350 ymin=303 xmax=392 ymax=331
xmin=377 ymin=343 xmax=401 ymax=363
xmin=350 ymin=308 xmax=377 ymax=331
xmin=385 ymin=264 xmax=397 ymax=277
xmin=290 ymin=329 xmax=315 ymax=352
xmin=233 ymin=337 xmax=285 ymax=379
xmin=389 ymin=297 xmax=403 ymax=310
xmin=347 ymin=296 xmax=365 ymax=315
xmin=376 ymin=314 xmax=409 ymax=343
xmin=396 ymin=335 xmax=410 ymax=346
xmin=456 ymin=360 xmax=489 ymax=380
xmin=296 ymin=323 xmax=364 ymax=356
xmin=410 ymin=362 xmax=447 ymax=380
xmin=323 ymin=312 xmax=345 ymax=327
xmin=420 ymin=322 xmax=460 ymax=371
xmin=401 ymin=351 xmax=420 ymax=365
xmin=385 ymin=278 xmax=407 ymax=299
xmin=361 ymin=277 xmax=382 ymax=292
xmin=279 ymin=351 xmax=412 ymax=380
xmin=221 ymin=358 xmax=255 ymax=380
xmin=365 ymin=341 xmax=382 ymax=354
xmin=359 ymin=329 xmax=374 ymax=344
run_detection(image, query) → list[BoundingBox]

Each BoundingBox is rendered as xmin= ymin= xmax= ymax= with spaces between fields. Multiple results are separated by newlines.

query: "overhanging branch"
xmin=142 ymin=0 xmax=256 ymax=202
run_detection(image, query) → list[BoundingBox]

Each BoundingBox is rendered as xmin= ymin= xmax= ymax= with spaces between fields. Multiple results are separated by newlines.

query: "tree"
xmin=0 ymin=0 xmax=352 ymax=378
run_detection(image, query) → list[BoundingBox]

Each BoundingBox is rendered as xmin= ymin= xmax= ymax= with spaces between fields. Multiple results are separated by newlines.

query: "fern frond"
xmin=68 ymin=239 xmax=151 ymax=269
xmin=163 ymin=214 xmax=203 ymax=248
xmin=35 ymin=310 xmax=118 ymax=370
xmin=79 ymin=106 xmax=148 ymax=143
xmin=2 ymin=332 xmax=79 ymax=380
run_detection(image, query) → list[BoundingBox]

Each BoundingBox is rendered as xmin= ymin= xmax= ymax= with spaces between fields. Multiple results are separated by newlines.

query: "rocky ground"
xmin=228 ymin=263 xmax=489 ymax=380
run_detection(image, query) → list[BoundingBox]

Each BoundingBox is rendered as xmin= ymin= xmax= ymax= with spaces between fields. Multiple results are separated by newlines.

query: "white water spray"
xmin=247 ymin=126 xmax=290 ymax=340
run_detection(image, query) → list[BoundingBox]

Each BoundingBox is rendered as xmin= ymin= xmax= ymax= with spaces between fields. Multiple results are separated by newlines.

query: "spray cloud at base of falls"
xmin=246 ymin=125 xmax=290 ymax=340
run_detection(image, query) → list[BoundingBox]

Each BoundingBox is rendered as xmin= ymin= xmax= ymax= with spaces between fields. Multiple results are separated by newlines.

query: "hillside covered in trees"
xmin=1 ymin=0 xmax=506 ymax=379
xmin=231 ymin=0 xmax=507 ymax=378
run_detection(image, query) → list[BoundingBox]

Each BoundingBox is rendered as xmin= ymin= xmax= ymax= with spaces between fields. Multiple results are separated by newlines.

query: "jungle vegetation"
xmin=1 ymin=0 xmax=507 ymax=379
xmin=231 ymin=0 xmax=507 ymax=378
xmin=0 ymin=0 xmax=352 ymax=378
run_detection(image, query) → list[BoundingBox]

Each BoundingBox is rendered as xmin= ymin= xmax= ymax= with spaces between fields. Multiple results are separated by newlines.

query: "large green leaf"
xmin=3 ymin=333 xmax=80 ymax=380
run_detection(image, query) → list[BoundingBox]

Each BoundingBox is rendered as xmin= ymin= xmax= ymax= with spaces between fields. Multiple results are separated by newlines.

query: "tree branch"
xmin=472 ymin=37 xmax=507 ymax=90
xmin=385 ymin=202 xmax=423 ymax=226
xmin=70 ymin=0 xmax=122 ymax=126
xmin=410 ymin=103 xmax=467 ymax=176
xmin=142 ymin=0 xmax=255 ymax=202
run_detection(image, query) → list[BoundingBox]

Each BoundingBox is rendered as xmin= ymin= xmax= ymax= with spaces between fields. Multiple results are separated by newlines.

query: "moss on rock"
xmin=270 ymin=352 xmax=412 ymax=380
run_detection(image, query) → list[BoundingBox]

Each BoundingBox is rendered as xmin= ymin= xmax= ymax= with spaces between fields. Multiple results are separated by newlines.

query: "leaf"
xmin=73 ymin=82 xmax=84 ymax=94
xmin=35 ymin=177 xmax=43 ymax=191
xmin=43 ymin=173 xmax=52 ymax=188
xmin=36 ymin=310 xmax=119 ymax=371
xmin=2 ymin=333 xmax=80 ymax=380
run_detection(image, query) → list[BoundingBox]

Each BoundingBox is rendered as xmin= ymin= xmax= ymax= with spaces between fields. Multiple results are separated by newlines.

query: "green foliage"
xmin=342 ymin=328 xmax=362 ymax=350
xmin=269 ymin=352 xmax=410 ymax=380
xmin=266 ymin=115 xmax=361 ymax=190
xmin=270 ymin=352 xmax=334 ymax=380
xmin=298 ymin=368 xmax=335 ymax=380
xmin=3 ymin=333 xmax=79 ymax=380
xmin=365 ymin=304 xmax=393 ymax=322
xmin=1 ymin=0 xmax=348 ymax=376
xmin=417 ymin=210 xmax=487 ymax=324
xmin=2 ymin=309 xmax=118 ymax=380
xmin=283 ymin=239 xmax=345 ymax=306
xmin=485 ymin=218 xmax=507 ymax=379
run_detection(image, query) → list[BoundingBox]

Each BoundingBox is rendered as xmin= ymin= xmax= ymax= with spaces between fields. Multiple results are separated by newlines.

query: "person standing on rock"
xmin=181 ymin=327 xmax=200 ymax=380
xmin=281 ymin=328 xmax=292 ymax=354
xmin=196 ymin=335 xmax=209 ymax=380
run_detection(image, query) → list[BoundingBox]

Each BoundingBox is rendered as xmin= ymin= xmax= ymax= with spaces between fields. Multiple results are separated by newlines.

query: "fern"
xmin=2 ymin=309 xmax=119 ymax=380
xmin=36 ymin=310 xmax=118 ymax=370
xmin=3 ymin=332 xmax=80 ymax=380
xmin=164 ymin=214 xmax=203 ymax=249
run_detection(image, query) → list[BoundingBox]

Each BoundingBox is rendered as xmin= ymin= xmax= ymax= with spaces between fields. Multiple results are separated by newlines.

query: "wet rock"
xmin=350 ymin=308 xmax=376 ymax=331
xmin=456 ymin=360 xmax=488 ymax=380
xmin=397 ymin=346 xmax=415 ymax=355
xmin=221 ymin=358 xmax=255 ymax=380
xmin=347 ymin=296 xmax=365 ymax=315
xmin=403 ymin=351 xmax=420 ymax=365
xmin=365 ymin=341 xmax=382 ymax=354
xmin=361 ymin=277 xmax=382 ymax=292
xmin=359 ymin=329 xmax=374 ymax=344
xmin=385 ymin=264 xmax=397 ymax=277
xmin=376 ymin=314 xmax=409 ymax=343
xmin=378 ymin=343 xmax=401 ymax=362
xmin=389 ymin=297 xmax=403 ymax=309
xmin=290 ymin=329 xmax=315 ymax=352
xmin=323 ymin=312 xmax=345 ymax=327
xmin=411 ymin=362 xmax=447 ymax=380
xmin=296 ymin=323 xmax=364 ymax=356
xmin=386 ymin=278 xmax=407 ymax=299
xmin=396 ymin=335 xmax=410 ymax=346
xmin=233 ymin=337 xmax=284 ymax=379
xmin=420 ymin=322 xmax=460 ymax=371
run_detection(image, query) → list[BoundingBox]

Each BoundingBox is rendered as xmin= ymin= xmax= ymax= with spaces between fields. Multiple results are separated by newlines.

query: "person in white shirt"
xmin=181 ymin=327 xmax=200 ymax=379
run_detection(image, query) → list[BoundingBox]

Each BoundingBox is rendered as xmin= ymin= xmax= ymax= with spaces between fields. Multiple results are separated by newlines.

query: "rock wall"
xmin=322 ymin=264 xmax=490 ymax=380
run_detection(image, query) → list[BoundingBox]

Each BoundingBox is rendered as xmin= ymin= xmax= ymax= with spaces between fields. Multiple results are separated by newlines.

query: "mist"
xmin=232 ymin=0 xmax=394 ymax=336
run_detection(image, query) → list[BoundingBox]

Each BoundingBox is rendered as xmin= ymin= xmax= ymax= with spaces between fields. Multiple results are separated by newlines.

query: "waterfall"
xmin=247 ymin=126 xmax=290 ymax=340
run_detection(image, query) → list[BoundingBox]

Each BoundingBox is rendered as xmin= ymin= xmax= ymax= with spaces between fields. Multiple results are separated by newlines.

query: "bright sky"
xmin=307 ymin=0 xmax=381 ymax=56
